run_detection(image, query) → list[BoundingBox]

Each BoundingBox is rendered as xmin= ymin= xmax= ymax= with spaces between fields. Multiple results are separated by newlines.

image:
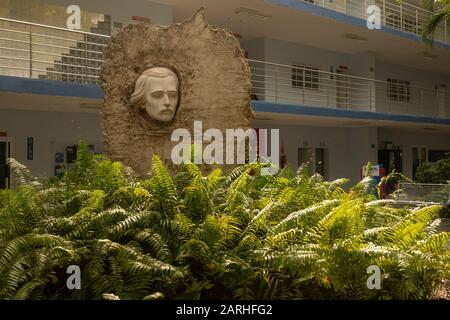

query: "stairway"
xmin=41 ymin=15 xmax=111 ymax=85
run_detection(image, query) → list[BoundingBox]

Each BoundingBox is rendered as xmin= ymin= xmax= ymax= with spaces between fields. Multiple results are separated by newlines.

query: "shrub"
xmin=416 ymin=157 xmax=450 ymax=184
xmin=0 ymin=143 xmax=448 ymax=300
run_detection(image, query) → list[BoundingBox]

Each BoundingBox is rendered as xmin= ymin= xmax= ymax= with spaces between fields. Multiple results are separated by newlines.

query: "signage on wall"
xmin=27 ymin=137 xmax=34 ymax=160
xmin=361 ymin=165 xmax=380 ymax=177
xmin=132 ymin=16 xmax=151 ymax=23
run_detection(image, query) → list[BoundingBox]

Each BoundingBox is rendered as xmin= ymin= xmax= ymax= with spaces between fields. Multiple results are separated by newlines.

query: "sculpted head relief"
xmin=131 ymin=67 xmax=180 ymax=123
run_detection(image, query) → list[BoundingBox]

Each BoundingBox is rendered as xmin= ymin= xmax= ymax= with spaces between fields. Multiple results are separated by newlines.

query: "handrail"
xmin=0 ymin=16 xmax=448 ymax=118
xmin=248 ymin=59 xmax=450 ymax=117
xmin=248 ymin=59 xmax=447 ymax=93
xmin=0 ymin=17 xmax=111 ymax=38
xmin=294 ymin=0 xmax=448 ymax=44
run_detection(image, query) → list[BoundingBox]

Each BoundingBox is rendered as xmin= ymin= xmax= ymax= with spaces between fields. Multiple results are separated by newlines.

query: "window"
xmin=387 ymin=78 xmax=410 ymax=102
xmin=315 ymin=148 xmax=327 ymax=179
xmin=428 ymin=150 xmax=450 ymax=163
xmin=298 ymin=147 xmax=314 ymax=175
xmin=292 ymin=65 xmax=319 ymax=89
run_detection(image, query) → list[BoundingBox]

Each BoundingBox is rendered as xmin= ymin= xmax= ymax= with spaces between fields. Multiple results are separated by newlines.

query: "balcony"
xmin=0 ymin=17 xmax=108 ymax=86
xmin=249 ymin=60 xmax=450 ymax=119
xmin=291 ymin=0 xmax=449 ymax=45
xmin=0 ymin=17 xmax=449 ymax=120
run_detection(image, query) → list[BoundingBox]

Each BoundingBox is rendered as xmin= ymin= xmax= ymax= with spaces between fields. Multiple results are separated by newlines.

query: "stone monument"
xmin=100 ymin=8 xmax=253 ymax=174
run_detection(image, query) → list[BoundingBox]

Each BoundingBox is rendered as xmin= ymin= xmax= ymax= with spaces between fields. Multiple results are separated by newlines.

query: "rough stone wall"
xmin=100 ymin=8 xmax=253 ymax=175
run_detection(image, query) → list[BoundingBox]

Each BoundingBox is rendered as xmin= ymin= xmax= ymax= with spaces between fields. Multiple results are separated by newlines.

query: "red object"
xmin=379 ymin=167 xmax=386 ymax=199
xmin=132 ymin=16 xmax=150 ymax=23
xmin=232 ymin=32 xmax=243 ymax=39
xmin=280 ymin=140 xmax=287 ymax=168
xmin=255 ymin=128 xmax=260 ymax=156
xmin=0 ymin=132 xmax=7 ymax=137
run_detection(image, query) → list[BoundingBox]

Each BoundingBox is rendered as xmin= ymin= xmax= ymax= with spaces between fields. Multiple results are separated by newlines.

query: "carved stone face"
xmin=131 ymin=67 xmax=179 ymax=123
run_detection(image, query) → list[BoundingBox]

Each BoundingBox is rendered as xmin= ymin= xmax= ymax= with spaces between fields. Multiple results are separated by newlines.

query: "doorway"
xmin=298 ymin=147 xmax=328 ymax=178
xmin=378 ymin=148 xmax=403 ymax=195
xmin=298 ymin=147 xmax=314 ymax=175
xmin=0 ymin=138 xmax=14 ymax=189
xmin=378 ymin=149 xmax=403 ymax=174
xmin=412 ymin=146 xmax=427 ymax=180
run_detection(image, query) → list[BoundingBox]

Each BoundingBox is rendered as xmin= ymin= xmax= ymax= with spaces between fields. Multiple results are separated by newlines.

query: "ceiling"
xmin=0 ymin=92 xmax=101 ymax=113
xmin=254 ymin=111 xmax=450 ymax=133
xmin=1 ymin=91 xmax=448 ymax=133
xmin=150 ymin=0 xmax=450 ymax=74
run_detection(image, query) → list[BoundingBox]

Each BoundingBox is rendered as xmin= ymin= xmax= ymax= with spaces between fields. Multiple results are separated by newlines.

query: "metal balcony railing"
xmin=0 ymin=17 xmax=449 ymax=119
xmin=249 ymin=59 xmax=450 ymax=118
xmin=397 ymin=182 xmax=450 ymax=205
xmin=0 ymin=17 xmax=109 ymax=85
xmin=296 ymin=0 xmax=449 ymax=44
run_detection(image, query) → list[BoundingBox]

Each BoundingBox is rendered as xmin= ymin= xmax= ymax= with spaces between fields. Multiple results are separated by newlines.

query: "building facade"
xmin=0 ymin=0 xmax=449 ymax=188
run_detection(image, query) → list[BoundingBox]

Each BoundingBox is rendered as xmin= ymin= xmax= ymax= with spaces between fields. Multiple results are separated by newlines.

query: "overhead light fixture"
xmin=235 ymin=8 xmax=272 ymax=21
xmin=342 ymin=33 xmax=368 ymax=41
xmin=419 ymin=51 xmax=438 ymax=60
xmin=423 ymin=127 xmax=439 ymax=131
xmin=80 ymin=102 xmax=101 ymax=109
xmin=342 ymin=120 xmax=370 ymax=126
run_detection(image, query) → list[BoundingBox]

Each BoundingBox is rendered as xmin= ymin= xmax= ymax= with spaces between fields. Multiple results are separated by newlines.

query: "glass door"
xmin=298 ymin=147 xmax=314 ymax=175
xmin=0 ymin=139 xmax=13 ymax=189
xmin=412 ymin=146 xmax=427 ymax=180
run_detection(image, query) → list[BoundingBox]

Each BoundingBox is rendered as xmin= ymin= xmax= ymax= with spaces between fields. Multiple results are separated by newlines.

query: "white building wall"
xmin=1 ymin=108 xmax=449 ymax=185
xmin=254 ymin=121 xmax=378 ymax=186
xmin=243 ymin=37 xmax=450 ymax=118
xmin=375 ymin=60 xmax=449 ymax=117
xmin=241 ymin=38 xmax=266 ymax=100
xmin=243 ymin=37 xmax=377 ymax=111
xmin=0 ymin=109 xmax=102 ymax=179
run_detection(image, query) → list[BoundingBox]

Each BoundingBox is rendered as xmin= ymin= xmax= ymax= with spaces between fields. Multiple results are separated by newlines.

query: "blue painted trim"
xmin=252 ymin=100 xmax=450 ymax=126
xmin=2 ymin=75 xmax=448 ymax=126
xmin=0 ymin=76 xmax=104 ymax=99
xmin=266 ymin=0 xmax=450 ymax=50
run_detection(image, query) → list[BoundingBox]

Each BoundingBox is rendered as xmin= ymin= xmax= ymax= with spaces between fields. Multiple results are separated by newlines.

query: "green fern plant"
xmin=0 ymin=148 xmax=448 ymax=300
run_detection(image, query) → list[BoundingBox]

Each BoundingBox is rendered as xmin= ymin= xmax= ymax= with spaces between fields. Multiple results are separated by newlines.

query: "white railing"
xmin=0 ymin=17 xmax=109 ymax=85
xmin=249 ymin=59 xmax=450 ymax=118
xmin=0 ymin=17 xmax=449 ymax=119
xmin=296 ymin=0 xmax=449 ymax=44
xmin=397 ymin=182 xmax=450 ymax=204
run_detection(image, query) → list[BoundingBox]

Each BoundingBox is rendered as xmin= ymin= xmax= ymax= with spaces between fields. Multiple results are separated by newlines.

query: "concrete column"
xmin=437 ymin=84 xmax=447 ymax=118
